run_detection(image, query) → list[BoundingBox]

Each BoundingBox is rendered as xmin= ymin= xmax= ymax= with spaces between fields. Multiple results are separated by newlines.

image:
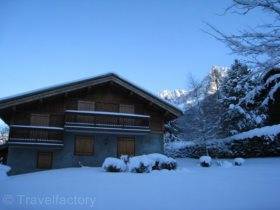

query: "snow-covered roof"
xmin=0 ymin=73 xmax=182 ymax=118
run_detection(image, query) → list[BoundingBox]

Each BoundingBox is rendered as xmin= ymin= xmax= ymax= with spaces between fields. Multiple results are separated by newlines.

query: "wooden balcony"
xmin=65 ymin=110 xmax=151 ymax=135
xmin=9 ymin=125 xmax=64 ymax=149
xmin=12 ymin=112 xmax=65 ymax=127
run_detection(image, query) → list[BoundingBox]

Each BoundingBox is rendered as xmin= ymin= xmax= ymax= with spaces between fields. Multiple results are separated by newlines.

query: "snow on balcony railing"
xmin=64 ymin=125 xmax=150 ymax=133
xmin=9 ymin=139 xmax=63 ymax=147
xmin=9 ymin=138 xmax=63 ymax=143
xmin=65 ymin=110 xmax=150 ymax=129
xmin=65 ymin=110 xmax=150 ymax=119
xmin=10 ymin=125 xmax=64 ymax=131
xmin=65 ymin=122 xmax=149 ymax=129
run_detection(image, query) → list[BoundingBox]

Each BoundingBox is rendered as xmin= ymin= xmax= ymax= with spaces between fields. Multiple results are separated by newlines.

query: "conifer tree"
xmin=219 ymin=60 xmax=257 ymax=136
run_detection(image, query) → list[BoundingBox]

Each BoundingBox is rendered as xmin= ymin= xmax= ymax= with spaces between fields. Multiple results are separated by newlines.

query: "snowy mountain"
xmin=201 ymin=65 xmax=228 ymax=95
xmin=159 ymin=66 xmax=228 ymax=110
xmin=159 ymin=89 xmax=188 ymax=101
xmin=159 ymin=89 xmax=190 ymax=110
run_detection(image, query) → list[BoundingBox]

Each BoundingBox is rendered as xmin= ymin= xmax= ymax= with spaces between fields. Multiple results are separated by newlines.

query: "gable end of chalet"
xmin=0 ymin=73 xmax=183 ymax=123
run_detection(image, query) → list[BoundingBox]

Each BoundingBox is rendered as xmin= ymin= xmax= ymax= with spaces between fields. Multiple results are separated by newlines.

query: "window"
xmin=30 ymin=114 xmax=49 ymax=139
xmin=95 ymin=102 xmax=119 ymax=125
xmin=75 ymin=136 xmax=94 ymax=155
xmin=150 ymin=115 xmax=164 ymax=132
xmin=37 ymin=152 xmax=52 ymax=169
xmin=78 ymin=100 xmax=95 ymax=111
xmin=119 ymin=104 xmax=135 ymax=126
xmin=117 ymin=137 xmax=135 ymax=156
xmin=30 ymin=114 xmax=49 ymax=126
xmin=95 ymin=102 xmax=118 ymax=112
xmin=77 ymin=101 xmax=95 ymax=123
xmin=119 ymin=104 xmax=134 ymax=113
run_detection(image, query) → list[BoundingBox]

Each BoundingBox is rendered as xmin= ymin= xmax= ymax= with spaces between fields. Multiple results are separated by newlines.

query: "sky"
xmin=0 ymin=0 xmax=273 ymax=98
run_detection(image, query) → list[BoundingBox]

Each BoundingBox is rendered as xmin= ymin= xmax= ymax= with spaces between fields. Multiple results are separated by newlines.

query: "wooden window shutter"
xmin=95 ymin=102 xmax=119 ymax=125
xmin=37 ymin=152 xmax=52 ymax=169
xmin=77 ymin=101 xmax=95 ymax=123
xmin=117 ymin=137 xmax=135 ymax=156
xmin=119 ymin=104 xmax=135 ymax=126
xmin=78 ymin=101 xmax=95 ymax=111
xmin=150 ymin=116 xmax=164 ymax=132
xmin=119 ymin=104 xmax=134 ymax=113
xmin=30 ymin=114 xmax=50 ymax=126
xmin=30 ymin=114 xmax=49 ymax=139
xmin=95 ymin=102 xmax=118 ymax=112
xmin=117 ymin=140 xmax=127 ymax=157
xmin=75 ymin=136 xmax=94 ymax=155
xmin=126 ymin=140 xmax=135 ymax=156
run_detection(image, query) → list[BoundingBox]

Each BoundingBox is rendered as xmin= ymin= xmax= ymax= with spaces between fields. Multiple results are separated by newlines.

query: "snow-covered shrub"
xmin=0 ymin=164 xmax=10 ymax=180
xmin=128 ymin=155 xmax=153 ymax=173
xmin=234 ymin=158 xmax=245 ymax=166
xmin=102 ymin=158 xmax=126 ymax=172
xmin=120 ymin=155 xmax=129 ymax=164
xmin=161 ymin=161 xmax=177 ymax=170
xmin=199 ymin=156 xmax=212 ymax=167
xmin=148 ymin=153 xmax=177 ymax=170
xmin=128 ymin=154 xmax=177 ymax=173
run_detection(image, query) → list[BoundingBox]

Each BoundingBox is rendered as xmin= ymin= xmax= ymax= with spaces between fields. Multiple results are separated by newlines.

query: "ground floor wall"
xmin=7 ymin=132 xmax=163 ymax=175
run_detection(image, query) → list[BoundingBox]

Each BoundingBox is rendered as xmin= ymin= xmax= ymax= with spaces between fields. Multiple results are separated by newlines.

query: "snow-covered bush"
xmin=128 ymin=154 xmax=177 ymax=173
xmin=199 ymin=156 xmax=212 ymax=167
xmin=128 ymin=155 xmax=153 ymax=173
xmin=234 ymin=158 xmax=245 ymax=166
xmin=161 ymin=161 xmax=177 ymax=170
xmin=120 ymin=155 xmax=129 ymax=164
xmin=102 ymin=158 xmax=126 ymax=172
xmin=103 ymin=154 xmax=177 ymax=173
xmin=148 ymin=153 xmax=177 ymax=170
xmin=0 ymin=164 xmax=10 ymax=180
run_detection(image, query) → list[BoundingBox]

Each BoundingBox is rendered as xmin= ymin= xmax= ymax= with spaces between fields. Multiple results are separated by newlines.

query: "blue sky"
xmin=0 ymin=0 xmax=272 ymax=97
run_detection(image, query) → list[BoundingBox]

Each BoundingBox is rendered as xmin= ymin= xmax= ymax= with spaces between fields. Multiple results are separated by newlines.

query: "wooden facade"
xmin=6 ymin=82 xmax=169 ymax=144
xmin=0 ymin=73 xmax=182 ymax=173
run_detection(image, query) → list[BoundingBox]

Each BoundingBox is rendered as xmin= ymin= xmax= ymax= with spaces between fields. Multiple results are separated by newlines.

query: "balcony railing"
xmin=8 ymin=110 xmax=151 ymax=145
xmin=65 ymin=110 xmax=150 ymax=134
xmin=9 ymin=125 xmax=64 ymax=148
xmin=12 ymin=113 xmax=65 ymax=127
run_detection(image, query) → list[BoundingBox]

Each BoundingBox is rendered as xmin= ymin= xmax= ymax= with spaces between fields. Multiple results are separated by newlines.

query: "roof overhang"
xmin=0 ymin=73 xmax=183 ymax=119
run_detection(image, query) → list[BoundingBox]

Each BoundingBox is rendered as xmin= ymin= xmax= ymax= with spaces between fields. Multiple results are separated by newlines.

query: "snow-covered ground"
xmin=1 ymin=158 xmax=280 ymax=210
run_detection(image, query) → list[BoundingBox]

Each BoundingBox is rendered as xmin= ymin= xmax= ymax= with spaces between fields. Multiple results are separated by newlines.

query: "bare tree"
xmin=185 ymin=73 xmax=225 ymax=156
xmin=188 ymin=74 xmax=209 ymax=155
xmin=0 ymin=126 xmax=9 ymax=145
xmin=207 ymin=0 xmax=280 ymax=70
